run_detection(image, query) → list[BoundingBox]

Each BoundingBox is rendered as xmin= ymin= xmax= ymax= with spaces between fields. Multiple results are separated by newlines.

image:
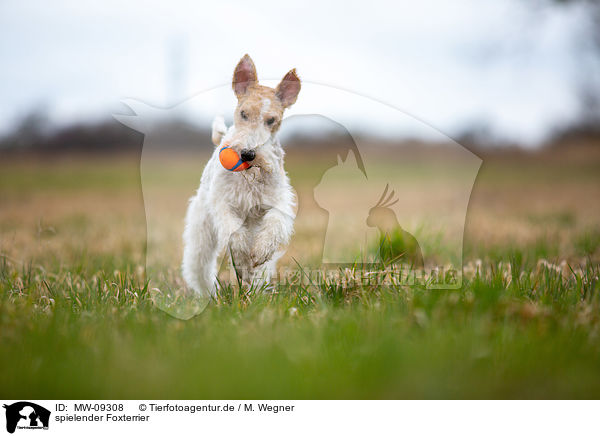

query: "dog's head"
xmin=227 ymin=54 xmax=301 ymax=170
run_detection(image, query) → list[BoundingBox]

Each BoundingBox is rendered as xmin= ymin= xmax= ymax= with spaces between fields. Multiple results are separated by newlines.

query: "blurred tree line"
xmin=548 ymin=0 xmax=600 ymax=142
xmin=1 ymin=0 xmax=598 ymax=154
xmin=0 ymin=113 xmax=213 ymax=155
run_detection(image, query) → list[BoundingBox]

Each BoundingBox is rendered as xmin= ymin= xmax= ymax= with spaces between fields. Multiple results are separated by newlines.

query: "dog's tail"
xmin=211 ymin=115 xmax=228 ymax=146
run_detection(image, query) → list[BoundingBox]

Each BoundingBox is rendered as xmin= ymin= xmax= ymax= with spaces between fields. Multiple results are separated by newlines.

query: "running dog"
xmin=182 ymin=54 xmax=300 ymax=296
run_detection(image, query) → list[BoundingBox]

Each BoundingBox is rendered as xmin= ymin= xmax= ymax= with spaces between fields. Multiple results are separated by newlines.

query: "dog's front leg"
xmin=251 ymin=206 xmax=295 ymax=269
xmin=216 ymin=208 xmax=246 ymax=257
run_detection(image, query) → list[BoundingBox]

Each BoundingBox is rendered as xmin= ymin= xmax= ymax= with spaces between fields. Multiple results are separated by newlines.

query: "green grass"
xmin=1 ymin=252 xmax=599 ymax=399
xmin=1 ymin=150 xmax=599 ymax=398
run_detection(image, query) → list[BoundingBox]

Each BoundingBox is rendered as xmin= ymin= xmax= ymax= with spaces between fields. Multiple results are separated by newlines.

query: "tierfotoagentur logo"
xmin=3 ymin=402 xmax=50 ymax=433
xmin=116 ymin=77 xmax=481 ymax=320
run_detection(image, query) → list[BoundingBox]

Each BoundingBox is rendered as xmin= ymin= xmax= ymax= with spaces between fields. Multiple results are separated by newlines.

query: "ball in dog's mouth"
xmin=219 ymin=146 xmax=252 ymax=172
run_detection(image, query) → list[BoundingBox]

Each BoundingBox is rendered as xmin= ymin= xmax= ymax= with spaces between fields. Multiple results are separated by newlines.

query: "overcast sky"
xmin=0 ymin=0 xmax=593 ymax=145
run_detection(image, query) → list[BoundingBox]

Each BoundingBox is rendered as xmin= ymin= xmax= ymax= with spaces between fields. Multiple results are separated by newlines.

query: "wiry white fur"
xmin=260 ymin=98 xmax=271 ymax=115
xmin=182 ymin=118 xmax=296 ymax=297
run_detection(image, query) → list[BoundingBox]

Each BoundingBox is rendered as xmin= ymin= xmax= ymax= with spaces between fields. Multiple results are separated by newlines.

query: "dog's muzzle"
xmin=240 ymin=149 xmax=256 ymax=162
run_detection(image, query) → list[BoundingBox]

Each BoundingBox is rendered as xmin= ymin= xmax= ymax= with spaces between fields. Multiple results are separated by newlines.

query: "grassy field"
xmin=1 ymin=143 xmax=599 ymax=398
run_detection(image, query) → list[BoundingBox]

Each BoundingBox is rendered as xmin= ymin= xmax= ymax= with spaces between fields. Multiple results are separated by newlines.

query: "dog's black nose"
xmin=240 ymin=149 xmax=256 ymax=162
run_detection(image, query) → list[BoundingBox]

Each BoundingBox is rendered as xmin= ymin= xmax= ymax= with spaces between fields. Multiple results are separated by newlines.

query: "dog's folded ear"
xmin=276 ymin=69 xmax=301 ymax=108
xmin=233 ymin=54 xmax=258 ymax=98
xmin=211 ymin=115 xmax=227 ymax=146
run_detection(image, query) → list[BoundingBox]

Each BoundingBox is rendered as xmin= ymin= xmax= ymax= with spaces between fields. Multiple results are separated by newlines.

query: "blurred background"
xmin=2 ymin=0 xmax=600 ymax=400
xmin=0 ymin=0 xmax=599 ymax=270
xmin=1 ymin=0 xmax=599 ymax=151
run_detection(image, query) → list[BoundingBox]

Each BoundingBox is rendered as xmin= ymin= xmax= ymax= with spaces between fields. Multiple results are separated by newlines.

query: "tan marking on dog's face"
xmin=228 ymin=54 xmax=301 ymax=169
xmin=231 ymin=54 xmax=301 ymax=138
xmin=235 ymin=85 xmax=284 ymax=134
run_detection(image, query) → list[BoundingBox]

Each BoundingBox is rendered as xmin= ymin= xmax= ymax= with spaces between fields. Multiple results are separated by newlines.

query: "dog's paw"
xmin=251 ymin=234 xmax=278 ymax=268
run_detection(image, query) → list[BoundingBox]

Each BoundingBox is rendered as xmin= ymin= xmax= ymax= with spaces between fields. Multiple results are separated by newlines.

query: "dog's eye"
xmin=240 ymin=110 xmax=248 ymax=120
xmin=266 ymin=117 xmax=276 ymax=126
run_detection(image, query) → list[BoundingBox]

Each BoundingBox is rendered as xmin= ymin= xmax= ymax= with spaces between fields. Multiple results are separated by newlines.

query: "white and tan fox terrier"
xmin=182 ymin=54 xmax=300 ymax=297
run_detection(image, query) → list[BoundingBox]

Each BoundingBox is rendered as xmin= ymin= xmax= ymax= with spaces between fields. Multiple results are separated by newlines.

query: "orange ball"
xmin=219 ymin=146 xmax=250 ymax=172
